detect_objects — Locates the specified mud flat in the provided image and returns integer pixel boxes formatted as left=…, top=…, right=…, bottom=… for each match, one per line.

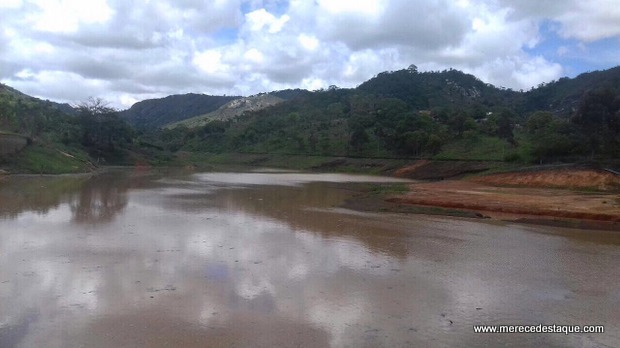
left=386, top=168, right=620, bottom=230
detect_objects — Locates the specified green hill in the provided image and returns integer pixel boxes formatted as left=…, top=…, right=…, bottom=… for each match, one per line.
left=357, top=67, right=523, bottom=111
left=3, top=65, right=620, bottom=173
left=120, top=93, right=240, bottom=129
left=523, top=66, right=620, bottom=117
left=166, top=93, right=285, bottom=129
left=156, top=65, right=620, bottom=164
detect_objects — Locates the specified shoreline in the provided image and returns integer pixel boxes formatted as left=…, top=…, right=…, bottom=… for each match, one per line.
left=4, top=156, right=620, bottom=231
left=345, top=179, right=620, bottom=231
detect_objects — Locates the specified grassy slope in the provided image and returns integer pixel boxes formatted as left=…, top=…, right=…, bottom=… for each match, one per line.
left=172, top=151, right=438, bottom=175
left=433, top=133, right=533, bottom=162
left=1, top=145, right=93, bottom=174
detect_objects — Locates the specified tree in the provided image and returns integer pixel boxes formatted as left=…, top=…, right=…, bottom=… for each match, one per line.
left=497, top=109, right=516, bottom=145
left=349, top=127, right=369, bottom=153
left=427, top=134, right=443, bottom=154
left=447, top=111, right=467, bottom=137
left=526, top=111, right=579, bottom=162
left=571, top=87, right=620, bottom=156
left=76, top=97, right=115, bottom=117
left=402, top=130, right=428, bottom=156
left=76, top=97, right=134, bottom=160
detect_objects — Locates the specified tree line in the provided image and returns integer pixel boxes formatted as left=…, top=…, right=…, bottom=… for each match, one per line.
left=2, top=67, right=620, bottom=167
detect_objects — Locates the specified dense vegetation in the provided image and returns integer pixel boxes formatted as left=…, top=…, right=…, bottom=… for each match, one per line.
left=0, top=90, right=156, bottom=172
left=2, top=65, right=620, bottom=173
left=149, top=67, right=620, bottom=164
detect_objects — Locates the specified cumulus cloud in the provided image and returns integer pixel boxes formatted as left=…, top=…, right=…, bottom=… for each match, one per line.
left=499, top=0, right=620, bottom=41
left=555, top=1, right=620, bottom=41
left=316, top=0, right=470, bottom=50
left=26, top=0, right=114, bottom=33
left=0, top=0, right=617, bottom=108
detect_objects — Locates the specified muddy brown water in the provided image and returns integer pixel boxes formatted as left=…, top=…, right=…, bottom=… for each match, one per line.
left=1, top=169, right=619, bottom=347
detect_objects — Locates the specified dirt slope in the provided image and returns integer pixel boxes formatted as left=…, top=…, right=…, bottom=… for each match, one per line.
left=472, top=169, right=620, bottom=191
left=390, top=168, right=620, bottom=223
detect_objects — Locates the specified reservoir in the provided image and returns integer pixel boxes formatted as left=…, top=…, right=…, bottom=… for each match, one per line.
left=1, top=169, right=619, bottom=347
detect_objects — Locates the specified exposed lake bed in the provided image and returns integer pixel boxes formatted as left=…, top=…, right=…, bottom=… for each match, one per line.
left=1, top=169, right=619, bottom=347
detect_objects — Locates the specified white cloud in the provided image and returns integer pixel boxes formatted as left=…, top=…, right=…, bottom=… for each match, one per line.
left=555, top=1, right=620, bottom=41
left=0, top=0, right=22, bottom=9
left=245, top=8, right=290, bottom=33
left=0, top=0, right=617, bottom=108
left=28, top=0, right=114, bottom=33
left=298, top=34, right=319, bottom=51
left=318, top=0, right=384, bottom=16
left=193, top=50, right=225, bottom=75
left=301, top=77, right=326, bottom=91
left=498, top=0, right=620, bottom=41
left=469, top=56, right=563, bottom=91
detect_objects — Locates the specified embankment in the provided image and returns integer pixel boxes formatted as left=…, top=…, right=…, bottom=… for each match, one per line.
left=388, top=167, right=620, bottom=227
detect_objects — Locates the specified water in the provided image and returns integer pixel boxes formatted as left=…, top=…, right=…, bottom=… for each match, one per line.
left=1, top=169, right=619, bottom=347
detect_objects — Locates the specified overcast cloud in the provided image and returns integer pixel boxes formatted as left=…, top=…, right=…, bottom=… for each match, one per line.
left=0, top=0, right=619, bottom=108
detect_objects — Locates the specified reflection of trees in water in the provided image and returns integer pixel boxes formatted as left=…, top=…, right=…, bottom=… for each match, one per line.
left=0, top=169, right=163, bottom=222
left=70, top=173, right=130, bottom=224
left=0, top=176, right=87, bottom=219
left=208, top=183, right=412, bottom=259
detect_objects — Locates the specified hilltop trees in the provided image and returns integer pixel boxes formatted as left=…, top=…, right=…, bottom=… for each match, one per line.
left=76, top=97, right=134, bottom=161
left=571, top=86, right=620, bottom=156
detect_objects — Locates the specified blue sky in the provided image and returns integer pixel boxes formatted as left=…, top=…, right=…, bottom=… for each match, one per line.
left=0, top=0, right=618, bottom=108
left=525, top=20, right=619, bottom=78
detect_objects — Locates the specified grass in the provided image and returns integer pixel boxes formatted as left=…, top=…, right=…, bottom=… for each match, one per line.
left=434, top=132, right=535, bottom=164
left=172, top=151, right=412, bottom=174
left=434, top=135, right=512, bottom=161
left=5, top=145, right=92, bottom=174
left=367, top=183, right=409, bottom=195
left=380, top=204, right=485, bottom=218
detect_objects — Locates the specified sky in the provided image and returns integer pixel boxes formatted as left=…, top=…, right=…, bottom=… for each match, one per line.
left=1, top=0, right=619, bottom=109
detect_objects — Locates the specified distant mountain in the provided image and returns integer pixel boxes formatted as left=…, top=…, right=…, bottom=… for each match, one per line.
left=523, top=66, right=620, bottom=117
left=166, top=93, right=286, bottom=129
left=119, top=93, right=240, bottom=129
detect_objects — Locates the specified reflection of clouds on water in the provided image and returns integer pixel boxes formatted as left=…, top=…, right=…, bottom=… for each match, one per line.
left=309, top=294, right=365, bottom=347
left=1, top=171, right=619, bottom=347
left=287, top=261, right=309, bottom=280
left=236, top=277, right=275, bottom=300
left=11, top=204, right=73, bottom=226
left=193, top=172, right=410, bottom=186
